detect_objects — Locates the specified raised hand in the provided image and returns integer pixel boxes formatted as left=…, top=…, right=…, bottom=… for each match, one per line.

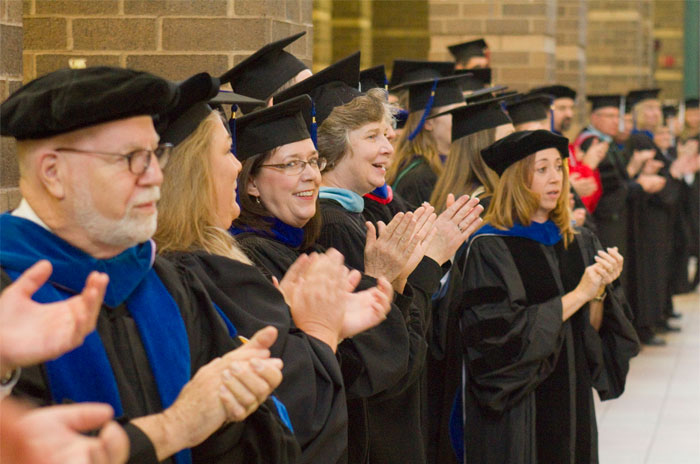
left=132, top=326, right=282, bottom=461
left=636, top=173, right=666, bottom=193
left=0, top=260, right=109, bottom=376
left=340, top=276, right=393, bottom=339
left=594, top=247, right=624, bottom=285
left=396, top=205, right=437, bottom=284
left=641, top=159, right=664, bottom=175
left=569, top=173, right=598, bottom=197
left=6, top=400, right=129, bottom=464
left=364, top=210, right=423, bottom=289
left=423, top=194, right=483, bottom=265
left=627, top=149, right=656, bottom=177
left=284, top=249, right=348, bottom=350
left=576, top=263, right=607, bottom=302
left=580, top=138, right=609, bottom=170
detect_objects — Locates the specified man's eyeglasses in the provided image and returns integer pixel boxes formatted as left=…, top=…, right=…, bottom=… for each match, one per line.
left=260, top=157, right=328, bottom=176
left=55, top=143, right=173, bottom=175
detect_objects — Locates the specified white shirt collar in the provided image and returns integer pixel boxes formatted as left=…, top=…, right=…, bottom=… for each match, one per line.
left=11, top=198, right=51, bottom=231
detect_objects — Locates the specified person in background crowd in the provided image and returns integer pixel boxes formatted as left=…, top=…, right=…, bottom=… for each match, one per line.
left=448, top=38, right=489, bottom=70
left=388, top=62, right=468, bottom=207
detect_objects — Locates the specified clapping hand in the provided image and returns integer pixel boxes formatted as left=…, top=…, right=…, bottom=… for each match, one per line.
left=0, top=260, right=108, bottom=376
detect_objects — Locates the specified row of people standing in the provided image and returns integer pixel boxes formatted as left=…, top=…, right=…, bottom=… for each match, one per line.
left=0, top=31, right=665, bottom=464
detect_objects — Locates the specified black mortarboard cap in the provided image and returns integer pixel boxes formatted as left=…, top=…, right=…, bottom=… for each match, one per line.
left=626, top=88, right=661, bottom=108
left=391, top=74, right=467, bottom=112
left=685, top=97, right=699, bottom=109
left=447, top=39, right=487, bottom=62
left=481, top=129, right=569, bottom=176
left=662, top=105, right=678, bottom=122
left=587, top=94, right=622, bottom=111
left=218, top=32, right=308, bottom=110
left=430, top=96, right=512, bottom=141
left=273, top=52, right=361, bottom=127
left=530, top=84, right=576, bottom=101
left=360, top=65, right=388, bottom=92
left=234, top=95, right=312, bottom=161
left=0, top=66, right=178, bottom=140
left=455, top=68, right=492, bottom=90
left=389, top=59, right=454, bottom=87
left=158, top=73, right=264, bottom=146
left=463, top=85, right=509, bottom=103
left=505, top=93, right=553, bottom=126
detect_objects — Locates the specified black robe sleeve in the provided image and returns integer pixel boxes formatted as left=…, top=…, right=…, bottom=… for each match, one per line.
left=460, top=237, right=565, bottom=413
left=393, top=161, right=438, bottom=209
left=4, top=261, right=300, bottom=464
left=573, top=229, right=641, bottom=400
left=167, top=251, right=346, bottom=464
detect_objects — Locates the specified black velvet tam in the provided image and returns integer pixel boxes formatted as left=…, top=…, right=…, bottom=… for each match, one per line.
left=1, top=66, right=178, bottom=140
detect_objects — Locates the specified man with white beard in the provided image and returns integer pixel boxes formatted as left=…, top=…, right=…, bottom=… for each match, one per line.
left=0, top=67, right=299, bottom=464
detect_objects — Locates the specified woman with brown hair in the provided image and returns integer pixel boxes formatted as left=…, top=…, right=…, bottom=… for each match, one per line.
left=154, top=74, right=393, bottom=464
left=267, top=55, right=482, bottom=464
left=430, top=96, right=514, bottom=214
left=454, top=130, right=639, bottom=463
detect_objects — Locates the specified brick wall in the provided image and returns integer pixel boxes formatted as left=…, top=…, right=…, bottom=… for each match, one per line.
left=312, top=0, right=429, bottom=76
left=556, top=0, right=586, bottom=133
left=586, top=0, right=655, bottom=95
left=22, top=0, right=314, bottom=82
left=653, top=0, right=684, bottom=101
left=427, top=0, right=558, bottom=92
left=1, top=0, right=23, bottom=211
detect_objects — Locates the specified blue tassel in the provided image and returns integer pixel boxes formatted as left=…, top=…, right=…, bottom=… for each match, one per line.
left=383, top=75, right=389, bottom=92
left=310, top=101, right=318, bottom=148
left=549, top=102, right=555, bottom=132
left=408, top=78, right=439, bottom=142
left=228, top=104, right=238, bottom=155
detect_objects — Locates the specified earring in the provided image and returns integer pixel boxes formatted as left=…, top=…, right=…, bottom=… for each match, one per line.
left=255, top=196, right=261, bottom=204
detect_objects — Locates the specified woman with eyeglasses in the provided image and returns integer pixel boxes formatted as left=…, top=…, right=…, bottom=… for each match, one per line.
left=231, top=89, right=432, bottom=464
left=154, top=76, right=393, bottom=464
left=455, top=130, right=639, bottom=464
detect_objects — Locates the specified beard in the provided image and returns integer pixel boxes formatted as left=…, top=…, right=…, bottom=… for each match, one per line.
left=559, top=117, right=572, bottom=132
left=70, top=184, right=160, bottom=250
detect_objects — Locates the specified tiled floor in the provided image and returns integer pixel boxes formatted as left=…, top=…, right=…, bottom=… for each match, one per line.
left=595, top=292, right=700, bottom=463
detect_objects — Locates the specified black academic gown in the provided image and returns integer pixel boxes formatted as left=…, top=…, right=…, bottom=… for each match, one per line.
left=236, top=232, right=434, bottom=464
left=623, top=133, right=682, bottom=338
left=458, top=228, right=639, bottom=464
left=4, top=258, right=299, bottom=464
left=393, top=157, right=438, bottom=209
left=164, top=251, right=347, bottom=464
left=363, top=190, right=463, bottom=464
left=318, top=198, right=442, bottom=464
left=590, top=141, right=636, bottom=258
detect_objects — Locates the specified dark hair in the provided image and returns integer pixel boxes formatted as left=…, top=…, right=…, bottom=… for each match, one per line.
left=234, top=148, right=321, bottom=249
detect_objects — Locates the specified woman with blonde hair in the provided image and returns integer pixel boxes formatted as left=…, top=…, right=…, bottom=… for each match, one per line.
left=430, top=96, right=514, bottom=214
left=386, top=74, right=468, bottom=207
left=454, top=130, right=639, bottom=463
left=154, top=74, right=393, bottom=464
